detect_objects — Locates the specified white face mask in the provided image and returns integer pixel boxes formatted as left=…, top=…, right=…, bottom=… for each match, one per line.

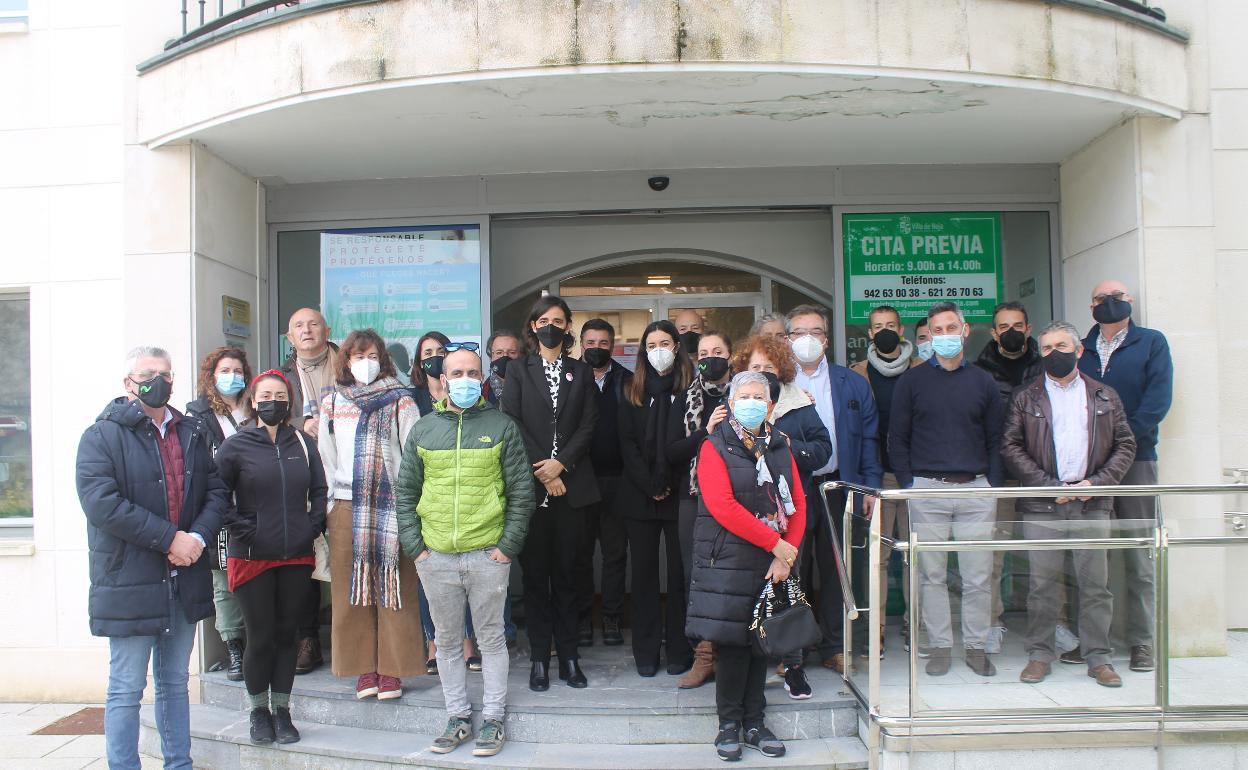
left=790, top=334, right=824, bottom=364
left=647, top=347, right=676, bottom=373
left=350, top=358, right=380, bottom=386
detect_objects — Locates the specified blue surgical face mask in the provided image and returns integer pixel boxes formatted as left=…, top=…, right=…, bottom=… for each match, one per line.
left=915, top=341, right=934, bottom=361
left=215, top=372, right=245, bottom=397
left=732, top=398, right=768, bottom=430
left=447, top=376, right=483, bottom=409
left=931, top=334, right=964, bottom=359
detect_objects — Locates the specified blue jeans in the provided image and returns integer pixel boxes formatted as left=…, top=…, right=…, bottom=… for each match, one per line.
left=106, top=615, right=197, bottom=770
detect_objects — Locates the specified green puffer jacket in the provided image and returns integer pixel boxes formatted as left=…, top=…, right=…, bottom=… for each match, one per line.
left=395, top=398, right=535, bottom=559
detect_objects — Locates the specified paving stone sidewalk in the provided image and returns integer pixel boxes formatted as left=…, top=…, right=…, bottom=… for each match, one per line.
left=0, top=702, right=161, bottom=770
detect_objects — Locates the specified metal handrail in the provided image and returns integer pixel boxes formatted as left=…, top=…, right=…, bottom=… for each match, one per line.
left=821, top=479, right=1248, bottom=767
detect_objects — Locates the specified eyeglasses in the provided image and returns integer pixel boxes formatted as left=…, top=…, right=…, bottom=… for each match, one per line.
left=786, top=329, right=827, bottom=340
left=1093, top=291, right=1126, bottom=304
left=131, top=371, right=173, bottom=382
left=444, top=342, right=480, bottom=353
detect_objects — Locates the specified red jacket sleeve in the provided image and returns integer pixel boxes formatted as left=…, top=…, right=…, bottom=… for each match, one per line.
left=698, top=441, right=809, bottom=553
left=783, top=454, right=806, bottom=548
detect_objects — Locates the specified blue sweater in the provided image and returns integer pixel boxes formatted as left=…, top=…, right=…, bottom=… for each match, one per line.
left=888, top=357, right=1006, bottom=488
left=1078, top=322, right=1172, bottom=462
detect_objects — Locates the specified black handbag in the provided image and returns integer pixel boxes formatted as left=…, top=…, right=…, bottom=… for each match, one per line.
left=749, top=576, right=822, bottom=658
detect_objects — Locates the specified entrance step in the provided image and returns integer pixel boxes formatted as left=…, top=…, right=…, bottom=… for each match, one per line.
left=142, top=703, right=868, bottom=770
left=200, top=642, right=859, bottom=744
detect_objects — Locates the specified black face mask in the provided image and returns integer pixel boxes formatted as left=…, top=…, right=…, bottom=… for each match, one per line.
left=761, top=371, right=782, bottom=403
left=535, top=324, right=567, bottom=350
left=1043, top=349, right=1078, bottom=379
left=873, top=329, right=900, bottom=355
left=998, top=328, right=1027, bottom=354
left=256, top=399, right=290, bottom=427
left=490, top=356, right=511, bottom=379
left=679, top=331, right=701, bottom=356
left=421, top=355, right=445, bottom=380
left=697, top=356, right=730, bottom=382
left=582, top=347, right=611, bottom=369
left=1092, top=296, right=1132, bottom=325
left=131, top=375, right=172, bottom=409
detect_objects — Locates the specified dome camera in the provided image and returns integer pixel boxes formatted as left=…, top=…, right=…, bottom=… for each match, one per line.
left=648, top=176, right=670, bottom=192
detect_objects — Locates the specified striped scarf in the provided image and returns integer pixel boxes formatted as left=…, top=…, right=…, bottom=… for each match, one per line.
left=341, top=377, right=406, bottom=610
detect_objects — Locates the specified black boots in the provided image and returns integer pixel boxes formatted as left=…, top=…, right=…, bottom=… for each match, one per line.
left=529, top=661, right=550, bottom=692
left=272, top=706, right=300, bottom=744
left=559, top=658, right=588, bottom=688
left=225, top=639, right=244, bottom=682
left=602, top=616, right=624, bottom=646
left=249, top=708, right=275, bottom=745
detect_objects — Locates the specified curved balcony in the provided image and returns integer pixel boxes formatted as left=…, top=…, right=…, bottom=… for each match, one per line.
left=131, top=0, right=1191, bottom=182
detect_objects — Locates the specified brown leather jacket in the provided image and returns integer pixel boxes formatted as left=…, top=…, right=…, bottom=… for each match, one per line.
left=1001, top=372, right=1137, bottom=513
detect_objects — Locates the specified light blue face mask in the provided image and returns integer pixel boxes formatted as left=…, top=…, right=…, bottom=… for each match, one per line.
left=931, top=334, right=964, bottom=359
left=215, top=372, right=246, bottom=397
left=447, top=376, right=483, bottom=409
left=915, top=341, right=934, bottom=362
left=732, top=398, right=768, bottom=430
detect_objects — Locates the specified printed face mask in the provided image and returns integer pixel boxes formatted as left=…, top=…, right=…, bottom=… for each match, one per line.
left=351, top=358, right=381, bottom=386
left=490, top=355, right=511, bottom=379
left=697, top=356, right=730, bottom=382
left=420, top=355, right=445, bottom=380
left=132, top=375, right=172, bottom=409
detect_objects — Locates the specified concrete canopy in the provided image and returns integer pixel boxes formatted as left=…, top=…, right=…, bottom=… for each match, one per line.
left=180, top=67, right=1173, bottom=184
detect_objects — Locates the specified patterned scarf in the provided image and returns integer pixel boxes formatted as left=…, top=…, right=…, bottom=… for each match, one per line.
left=340, top=376, right=407, bottom=610
left=683, top=375, right=727, bottom=496
left=729, top=418, right=795, bottom=535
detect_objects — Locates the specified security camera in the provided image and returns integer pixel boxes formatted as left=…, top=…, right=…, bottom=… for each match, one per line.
left=648, top=176, right=670, bottom=192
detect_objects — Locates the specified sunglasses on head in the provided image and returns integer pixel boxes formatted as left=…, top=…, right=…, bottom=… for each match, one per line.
left=444, top=342, right=480, bottom=353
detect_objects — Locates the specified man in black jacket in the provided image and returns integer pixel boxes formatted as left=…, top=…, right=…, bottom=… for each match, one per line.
left=76, top=346, right=227, bottom=770
left=574, top=319, right=632, bottom=647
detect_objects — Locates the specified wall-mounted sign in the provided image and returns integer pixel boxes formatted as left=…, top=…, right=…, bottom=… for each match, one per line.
left=222, top=295, right=251, bottom=339
left=843, top=212, right=1003, bottom=324
left=320, top=225, right=482, bottom=358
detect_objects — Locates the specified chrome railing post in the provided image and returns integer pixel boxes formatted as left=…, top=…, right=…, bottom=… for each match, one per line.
left=867, top=493, right=882, bottom=767
left=1156, top=525, right=1170, bottom=712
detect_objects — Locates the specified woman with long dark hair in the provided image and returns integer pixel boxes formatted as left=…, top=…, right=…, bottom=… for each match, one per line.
left=666, top=330, right=732, bottom=688
left=409, top=331, right=451, bottom=414
left=501, top=295, right=599, bottom=691
left=319, top=329, right=424, bottom=700
left=216, top=370, right=327, bottom=745
left=617, top=319, right=694, bottom=676
left=186, top=346, right=254, bottom=682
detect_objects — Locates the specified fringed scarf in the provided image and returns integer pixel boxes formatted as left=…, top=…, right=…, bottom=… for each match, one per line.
left=341, top=376, right=407, bottom=610
left=729, top=418, right=796, bottom=534
left=683, top=374, right=728, bottom=496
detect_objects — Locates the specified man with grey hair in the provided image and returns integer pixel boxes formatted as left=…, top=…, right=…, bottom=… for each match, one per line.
left=1003, top=321, right=1136, bottom=687
left=76, top=346, right=227, bottom=770
left=890, top=302, right=1004, bottom=677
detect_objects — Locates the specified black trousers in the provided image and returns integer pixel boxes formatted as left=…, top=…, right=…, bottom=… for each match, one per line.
left=625, top=517, right=693, bottom=668
left=800, top=484, right=867, bottom=657
left=297, top=577, right=320, bottom=641
left=521, top=497, right=584, bottom=664
left=715, top=643, right=768, bottom=728
left=235, top=564, right=314, bottom=698
left=575, top=476, right=629, bottom=621
left=678, top=496, right=698, bottom=590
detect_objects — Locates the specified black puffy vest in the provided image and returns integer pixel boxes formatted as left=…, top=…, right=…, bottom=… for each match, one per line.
left=685, top=421, right=797, bottom=647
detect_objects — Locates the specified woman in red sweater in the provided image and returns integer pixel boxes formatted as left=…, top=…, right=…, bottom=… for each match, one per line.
left=685, top=371, right=806, bottom=762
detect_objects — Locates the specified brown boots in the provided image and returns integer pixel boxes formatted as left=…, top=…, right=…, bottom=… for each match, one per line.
left=678, top=641, right=716, bottom=689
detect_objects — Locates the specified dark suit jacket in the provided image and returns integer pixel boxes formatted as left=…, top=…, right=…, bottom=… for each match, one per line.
left=501, top=354, right=602, bottom=509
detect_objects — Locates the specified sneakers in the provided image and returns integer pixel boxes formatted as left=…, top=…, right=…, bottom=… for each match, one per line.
left=355, top=672, right=379, bottom=700
left=985, top=626, right=1006, bottom=655
left=714, top=721, right=742, bottom=762
left=430, top=716, right=472, bottom=754
left=249, top=707, right=275, bottom=745
left=602, top=616, right=624, bottom=646
left=1130, top=645, right=1155, bottom=672
left=1055, top=623, right=1081, bottom=654
left=377, top=675, right=402, bottom=700
left=783, top=665, right=812, bottom=700
left=965, top=649, right=997, bottom=677
left=743, top=725, right=786, bottom=758
left=473, top=718, right=506, bottom=757
left=466, top=656, right=483, bottom=672
left=294, top=636, right=322, bottom=675
left=272, top=706, right=300, bottom=744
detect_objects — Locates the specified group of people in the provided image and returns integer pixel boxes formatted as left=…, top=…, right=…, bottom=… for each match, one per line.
left=76, top=276, right=1171, bottom=768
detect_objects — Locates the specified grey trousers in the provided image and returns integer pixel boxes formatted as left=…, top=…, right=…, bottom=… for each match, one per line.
left=1022, top=503, right=1113, bottom=667
left=417, top=547, right=512, bottom=721
left=1113, top=460, right=1159, bottom=647
left=212, top=569, right=245, bottom=642
left=908, top=477, right=996, bottom=650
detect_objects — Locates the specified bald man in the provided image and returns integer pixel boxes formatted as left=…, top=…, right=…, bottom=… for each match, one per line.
left=1076, top=279, right=1172, bottom=674
left=672, top=309, right=703, bottom=361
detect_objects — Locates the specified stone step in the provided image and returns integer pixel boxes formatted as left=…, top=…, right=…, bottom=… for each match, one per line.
left=201, top=642, right=859, bottom=744
left=142, top=704, right=868, bottom=770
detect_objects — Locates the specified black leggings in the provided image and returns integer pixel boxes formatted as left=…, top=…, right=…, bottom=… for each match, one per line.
left=234, top=564, right=314, bottom=698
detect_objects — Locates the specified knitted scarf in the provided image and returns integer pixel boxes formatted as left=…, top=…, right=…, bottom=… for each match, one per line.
left=729, top=418, right=795, bottom=535
left=866, top=340, right=914, bottom=378
left=341, top=376, right=407, bottom=610
left=683, top=374, right=727, bottom=496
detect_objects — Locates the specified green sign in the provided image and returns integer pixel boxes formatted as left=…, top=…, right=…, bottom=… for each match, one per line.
left=843, top=212, right=1003, bottom=324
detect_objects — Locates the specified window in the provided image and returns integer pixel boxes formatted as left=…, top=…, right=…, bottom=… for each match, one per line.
left=0, top=293, right=32, bottom=533
left=0, top=0, right=29, bottom=33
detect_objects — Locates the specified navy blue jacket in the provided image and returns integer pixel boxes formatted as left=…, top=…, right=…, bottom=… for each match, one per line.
left=76, top=398, right=227, bottom=637
left=771, top=386, right=833, bottom=528
left=1078, top=322, right=1173, bottom=462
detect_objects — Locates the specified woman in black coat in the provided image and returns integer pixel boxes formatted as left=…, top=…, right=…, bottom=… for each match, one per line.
left=500, top=295, right=599, bottom=691
left=619, top=319, right=695, bottom=677
left=216, top=370, right=327, bottom=745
